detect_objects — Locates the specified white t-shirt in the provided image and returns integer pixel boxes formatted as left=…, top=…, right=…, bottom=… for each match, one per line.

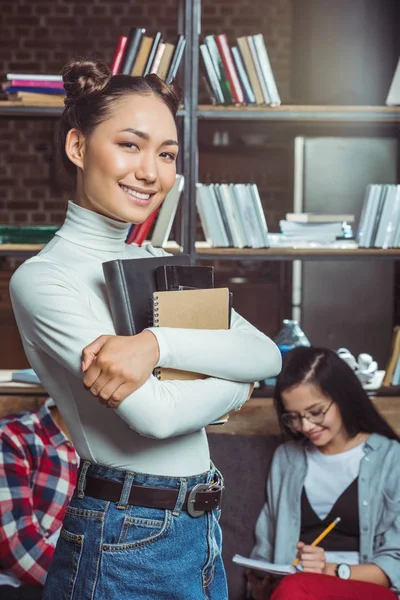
left=10, top=201, right=281, bottom=476
left=305, top=443, right=365, bottom=565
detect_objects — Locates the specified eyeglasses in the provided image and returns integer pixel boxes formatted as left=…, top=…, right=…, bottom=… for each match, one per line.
left=281, top=400, right=335, bottom=432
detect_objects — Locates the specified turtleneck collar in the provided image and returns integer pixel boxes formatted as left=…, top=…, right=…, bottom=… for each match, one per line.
left=55, top=201, right=131, bottom=252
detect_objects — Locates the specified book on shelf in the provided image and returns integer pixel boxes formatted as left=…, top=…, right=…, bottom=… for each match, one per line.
left=166, top=35, right=186, bottom=83
left=386, top=57, right=400, bottom=106
left=120, top=27, right=146, bottom=75
left=156, top=42, right=176, bottom=80
left=382, top=327, right=400, bottom=387
left=237, top=37, right=264, bottom=105
left=279, top=220, right=349, bottom=243
left=200, top=32, right=280, bottom=106
left=151, top=174, right=184, bottom=247
left=357, top=184, right=400, bottom=249
left=150, top=42, right=166, bottom=74
left=110, top=35, right=128, bottom=75
left=196, top=183, right=269, bottom=249
left=286, top=213, right=355, bottom=224
left=130, top=35, right=154, bottom=76
left=6, top=74, right=62, bottom=82
left=143, top=32, right=163, bottom=76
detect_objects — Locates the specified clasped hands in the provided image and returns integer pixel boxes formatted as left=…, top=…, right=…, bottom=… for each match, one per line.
left=81, top=331, right=160, bottom=409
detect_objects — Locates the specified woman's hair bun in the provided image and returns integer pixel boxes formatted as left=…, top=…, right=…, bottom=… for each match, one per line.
left=61, top=58, right=112, bottom=109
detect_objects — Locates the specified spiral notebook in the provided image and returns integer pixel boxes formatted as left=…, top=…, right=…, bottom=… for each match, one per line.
left=152, top=288, right=231, bottom=424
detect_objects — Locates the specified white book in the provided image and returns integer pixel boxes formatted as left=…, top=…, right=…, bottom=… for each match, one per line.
left=231, top=46, right=256, bottom=104
left=374, top=185, right=396, bottom=248
left=232, top=555, right=296, bottom=576
left=249, top=183, right=270, bottom=247
left=196, top=184, right=219, bottom=247
left=286, top=213, right=355, bottom=224
left=219, top=184, right=246, bottom=248
left=151, top=174, right=184, bottom=247
left=358, top=185, right=381, bottom=248
left=391, top=353, right=400, bottom=386
left=6, top=73, right=63, bottom=81
left=382, top=186, right=400, bottom=248
left=252, top=34, right=281, bottom=106
left=247, top=36, right=272, bottom=105
left=386, top=57, right=400, bottom=106
left=234, top=184, right=262, bottom=248
left=368, top=185, right=389, bottom=247
left=200, top=44, right=225, bottom=105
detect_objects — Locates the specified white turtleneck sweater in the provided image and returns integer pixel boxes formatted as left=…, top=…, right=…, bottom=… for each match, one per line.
left=10, top=202, right=281, bottom=476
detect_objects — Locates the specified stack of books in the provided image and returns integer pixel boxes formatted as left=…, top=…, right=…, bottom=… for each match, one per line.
left=2, top=74, right=65, bottom=106
left=200, top=32, right=280, bottom=106
left=196, top=183, right=269, bottom=248
left=267, top=213, right=357, bottom=249
left=111, top=28, right=186, bottom=82
left=357, top=184, right=400, bottom=249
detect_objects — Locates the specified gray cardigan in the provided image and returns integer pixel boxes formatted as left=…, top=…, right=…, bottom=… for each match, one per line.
left=251, top=433, right=400, bottom=595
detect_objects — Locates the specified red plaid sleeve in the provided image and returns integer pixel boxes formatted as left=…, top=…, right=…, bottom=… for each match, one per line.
left=0, top=432, right=56, bottom=586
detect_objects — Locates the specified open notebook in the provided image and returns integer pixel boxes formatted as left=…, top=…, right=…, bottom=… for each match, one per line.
left=232, top=555, right=296, bottom=576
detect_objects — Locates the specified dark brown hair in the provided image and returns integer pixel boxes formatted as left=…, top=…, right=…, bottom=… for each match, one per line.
left=56, top=58, right=182, bottom=175
left=274, top=346, right=400, bottom=442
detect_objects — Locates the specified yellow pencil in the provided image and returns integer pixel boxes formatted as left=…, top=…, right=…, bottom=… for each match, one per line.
left=292, top=517, right=341, bottom=567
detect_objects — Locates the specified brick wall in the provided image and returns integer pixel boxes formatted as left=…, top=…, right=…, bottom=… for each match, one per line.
left=0, top=0, right=293, bottom=367
left=0, top=0, right=293, bottom=227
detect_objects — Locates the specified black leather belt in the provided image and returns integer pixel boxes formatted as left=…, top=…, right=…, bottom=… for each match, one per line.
left=83, top=474, right=224, bottom=518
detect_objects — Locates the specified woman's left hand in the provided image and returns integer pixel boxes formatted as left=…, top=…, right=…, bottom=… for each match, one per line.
left=297, top=542, right=326, bottom=574
left=81, top=330, right=160, bottom=408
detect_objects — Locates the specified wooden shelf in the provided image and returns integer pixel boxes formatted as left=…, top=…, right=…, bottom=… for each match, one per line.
left=206, top=395, right=400, bottom=436
left=0, top=241, right=183, bottom=258
left=1, top=101, right=398, bottom=123
left=197, top=104, right=400, bottom=123
left=0, top=101, right=187, bottom=118
left=195, top=245, right=400, bottom=261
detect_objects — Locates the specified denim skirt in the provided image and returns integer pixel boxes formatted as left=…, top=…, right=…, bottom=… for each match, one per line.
left=43, top=461, right=227, bottom=600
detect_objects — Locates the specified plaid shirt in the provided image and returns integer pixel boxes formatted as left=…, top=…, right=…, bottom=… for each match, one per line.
left=0, top=402, right=78, bottom=586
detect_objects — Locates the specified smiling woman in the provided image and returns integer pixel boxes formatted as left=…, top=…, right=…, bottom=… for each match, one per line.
left=9, top=57, right=282, bottom=600
left=248, top=347, right=400, bottom=600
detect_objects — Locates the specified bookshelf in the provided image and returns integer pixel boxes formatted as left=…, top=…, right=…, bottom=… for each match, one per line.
left=1, top=0, right=400, bottom=383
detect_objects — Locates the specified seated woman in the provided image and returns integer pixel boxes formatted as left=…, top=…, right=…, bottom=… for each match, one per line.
left=248, top=346, right=400, bottom=600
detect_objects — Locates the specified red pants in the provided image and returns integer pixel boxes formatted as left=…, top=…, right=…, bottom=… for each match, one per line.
left=270, top=573, right=398, bottom=600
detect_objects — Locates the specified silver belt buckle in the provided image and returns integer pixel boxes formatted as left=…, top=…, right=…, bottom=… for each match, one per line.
left=187, top=481, right=224, bottom=518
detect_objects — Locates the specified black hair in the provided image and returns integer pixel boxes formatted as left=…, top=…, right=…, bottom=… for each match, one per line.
left=274, top=346, right=399, bottom=442
left=56, top=57, right=182, bottom=175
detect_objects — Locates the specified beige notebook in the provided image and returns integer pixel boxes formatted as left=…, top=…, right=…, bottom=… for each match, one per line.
left=153, top=287, right=230, bottom=380
left=152, top=287, right=231, bottom=423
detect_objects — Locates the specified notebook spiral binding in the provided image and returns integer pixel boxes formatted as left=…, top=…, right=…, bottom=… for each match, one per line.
left=152, top=294, right=162, bottom=379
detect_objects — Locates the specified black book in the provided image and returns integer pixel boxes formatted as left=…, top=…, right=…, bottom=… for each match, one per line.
left=156, top=265, right=214, bottom=291
left=166, top=35, right=186, bottom=83
left=103, top=254, right=191, bottom=335
left=120, top=27, right=145, bottom=75
left=143, top=32, right=162, bottom=76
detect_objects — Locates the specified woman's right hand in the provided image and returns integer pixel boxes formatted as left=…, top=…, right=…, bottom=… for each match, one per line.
left=246, top=569, right=273, bottom=600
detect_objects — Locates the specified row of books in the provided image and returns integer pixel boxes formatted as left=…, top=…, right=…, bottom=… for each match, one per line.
left=196, top=183, right=269, bottom=248
left=383, top=326, right=400, bottom=387
left=2, top=27, right=185, bottom=106
left=200, top=33, right=280, bottom=106
left=357, top=184, right=400, bottom=249
left=110, top=27, right=186, bottom=82
left=2, top=73, right=65, bottom=105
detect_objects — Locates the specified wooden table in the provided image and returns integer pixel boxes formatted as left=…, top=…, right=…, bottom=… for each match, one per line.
left=206, top=396, right=400, bottom=436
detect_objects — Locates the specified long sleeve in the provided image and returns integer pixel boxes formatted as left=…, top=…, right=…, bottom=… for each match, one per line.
left=11, top=262, right=250, bottom=439
left=0, top=436, right=54, bottom=586
left=147, top=310, right=281, bottom=383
